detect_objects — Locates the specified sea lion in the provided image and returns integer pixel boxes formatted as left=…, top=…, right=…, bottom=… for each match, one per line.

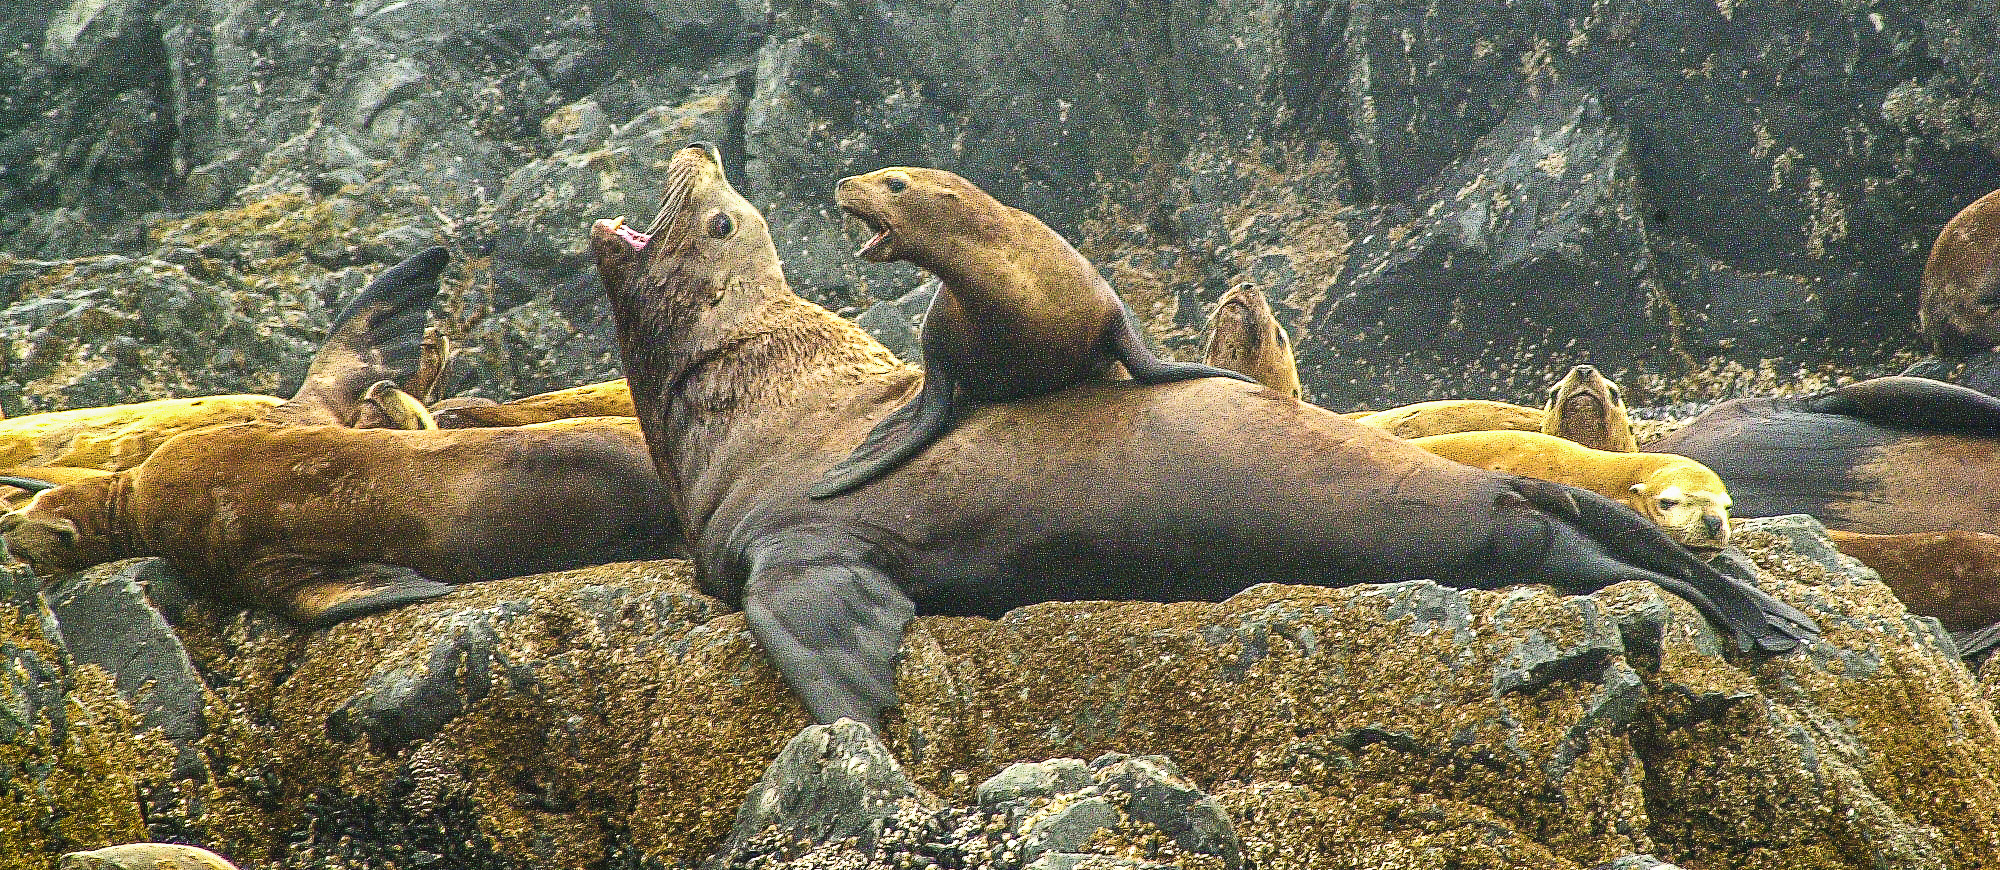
left=1202, top=283, right=1301, bottom=400
left=0, top=247, right=448, bottom=471
left=1542, top=364, right=1637, bottom=452
left=1409, top=431, right=1733, bottom=549
left=1823, top=528, right=2000, bottom=633
left=2, top=468, right=107, bottom=509
left=1645, top=376, right=2000, bottom=534
left=1919, top=188, right=2000, bottom=358
left=433, top=380, right=634, bottom=428
left=0, top=417, right=675, bottom=625
left=807, top=165, right=1253, bottom=498
left=357, top=380, right=438, bottom=430
left=589, top=143, right=1814, bottom=727
left=1350, top=400, right=1546, bottom=439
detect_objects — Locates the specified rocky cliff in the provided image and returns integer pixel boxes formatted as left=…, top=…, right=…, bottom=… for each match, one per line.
left=7, top=0, right=2000, bottom=412
left=7, top=517, right=2000, bottom=869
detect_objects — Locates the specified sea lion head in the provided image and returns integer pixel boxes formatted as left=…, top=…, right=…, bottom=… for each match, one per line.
left=1544, top=364, right=1636, bottom=452
left=1629, top=460, right=1733, bottom=550
left=835, top=167, right=1000, bottom=266
left=592, top=143, right=784, bottom=315
left=1203, top=283, right=1302, bottom=399
left=0, top=476, right=124, bottom=576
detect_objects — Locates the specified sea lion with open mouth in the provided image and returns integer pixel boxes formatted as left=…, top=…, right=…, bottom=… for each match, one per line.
left=805, top=165, right=1253, bottom=498
left=588, top=143, right=1817, bottom=728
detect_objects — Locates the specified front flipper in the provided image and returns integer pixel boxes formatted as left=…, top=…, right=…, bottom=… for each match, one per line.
left=264, top=560, right=455, bottom=626
left=808, top=375, right=959, bottom=499
left=1108, top=304, right=1257, bottom=386
left=741, top=553, right=916, bottom=726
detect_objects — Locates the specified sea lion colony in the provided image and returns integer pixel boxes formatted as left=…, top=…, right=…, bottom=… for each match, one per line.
left=14, top=144, right=2000, bottom=721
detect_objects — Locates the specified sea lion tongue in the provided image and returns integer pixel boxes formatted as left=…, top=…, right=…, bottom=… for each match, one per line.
left=600, top=217, right=651, bottom=251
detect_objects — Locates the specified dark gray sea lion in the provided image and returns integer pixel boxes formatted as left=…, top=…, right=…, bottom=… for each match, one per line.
left=590, top=144, right=1816, bottom=727
left=0, top=417, right=674, bottom=625
left=1202, top=283, right=1301, bottom=400
left=1645, top=376, right=2000, bottom=534
left=1919, top=188, right=2000, bottom=359
left=806, top=165, right=1253, bottom=498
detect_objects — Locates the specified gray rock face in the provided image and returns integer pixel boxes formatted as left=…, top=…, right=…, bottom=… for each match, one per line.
left=6, top=0, right=2000, bottom=411
left=43, top=560, right=209, bottom=781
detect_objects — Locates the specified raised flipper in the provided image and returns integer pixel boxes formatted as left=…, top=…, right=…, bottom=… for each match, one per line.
left=1108, top=304, right=1258, bottom=386
left=1800, top=375, right=2000, bottom=433
left=740, top=549, right=916, bottom=726
left=807, top=374, right=959, bottom=499
left=1504, top=477, right=1818, bottom=652
left=402, top=325, right=453, bottom=404
left=357, top=380, right=438, bottom=430
left=269, top=560, right=456, bottom=626
left=266, top=247, right=449, bottom=427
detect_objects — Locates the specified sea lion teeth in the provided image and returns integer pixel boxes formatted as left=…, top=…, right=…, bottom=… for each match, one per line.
left=597, top=217, right=651, bottom=251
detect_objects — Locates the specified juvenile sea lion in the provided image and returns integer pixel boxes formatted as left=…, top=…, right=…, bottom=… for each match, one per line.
left=0, top=247, right=448, bottom=471
left=1202, top=283, right=1300, bottom=400
left=807, top=165, right=1253, bottom=498
left=0, top=417, right=674, bottom=625
left=590, top=144, right=1815, bottom=727
left=1646, top=376, right=2000, bottom=533
left=1410, top=431, right=1733, bottom=549
left=433, top=380, right=634, bottom=428
left=1919, top=188, right=2000, bottom=358
left=1350, top=400, right=1546, bottom=439
left=1542, top=364, right=1637, bottom=452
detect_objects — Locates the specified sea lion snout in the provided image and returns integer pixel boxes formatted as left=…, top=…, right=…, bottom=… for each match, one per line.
left=0, top=510, right=82, bottom=573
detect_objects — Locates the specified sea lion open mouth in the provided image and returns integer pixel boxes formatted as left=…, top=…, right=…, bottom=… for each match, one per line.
left=843, top=205, right=894, bottom=261
left=599, top=217, right=652, bottom=252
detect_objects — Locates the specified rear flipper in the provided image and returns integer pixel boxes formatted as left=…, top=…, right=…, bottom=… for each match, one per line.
left=808, top=375, right=959, bottom=499
left=1501, top=478, right=1819, bottom=652
left=266, top=560, right=456, bottom=626
left=267, top=247, right=449, bottom=426
left=741, top=548, right=917, bottom=726
left=356, top=380, right=439, bottom=430
left=1108, top=304, right=1258, bottom=386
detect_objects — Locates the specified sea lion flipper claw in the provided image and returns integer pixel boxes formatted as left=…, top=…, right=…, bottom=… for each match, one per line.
left=275, top=561, right=455, bottom=626
left=808, top=376, right=958, bottom=499
left=742, top=555, right=916, bottom=726
left=1110, top=304, right=1257, bottom=386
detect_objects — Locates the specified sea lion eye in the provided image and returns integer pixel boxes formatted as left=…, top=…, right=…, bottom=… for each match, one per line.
left=1657, top=496, right=1681, bottom=509
left=885, top=176, right=907, bottom=193
left=708, top=212, right=734, bottom=238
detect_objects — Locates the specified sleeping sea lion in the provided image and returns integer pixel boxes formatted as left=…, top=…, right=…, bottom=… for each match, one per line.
left=1202, top=283, right=1301, bottom=400
left=807, top=165, right=1253, bottom=498
left=1645, top=376, right=2000, bottom=534
left=1410, top=431, right=1733, bottom=549
left=433, top=380, right=634, bottom=428
left=589, top=143, right=1815, bottom=727
left=1542, top=364, right=1637, bottom=452
left=1918, top=188, right=2000, bottom=358
left=1350, top=400, right=1546, bottom=439
left=0, top=417, right=675, bottom=625
left=0, top=247, right=449, bottom=471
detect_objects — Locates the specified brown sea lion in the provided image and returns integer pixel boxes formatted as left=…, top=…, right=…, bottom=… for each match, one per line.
left=588, top=143, right=1814, bottom=727
left=806, top=165, right=1253, bottom=498
left=1646, top=376, right=2000, bottom=534
left=0, top=417, right=675, bottom=625
left=1350, top=400, right=1546, bottom=439
left=1410, top=431, right=1733, bottom=549
left=433, top=380, right=634, bottom=428
left=1919, top=188, right=2000, bottom=358
left=1202, top=283, right=1301, bottom=400
left=0, top=247, right=448, bottom=471
left=1542, top=364, right=1637, bottom=452
left=1823, top=528, right=2000, bottom=633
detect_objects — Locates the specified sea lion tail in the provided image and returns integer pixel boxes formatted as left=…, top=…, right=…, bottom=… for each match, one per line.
left=268, top=247, right=450, bottom=426
left=0, top=476, right=57, bottom=493
left=1109, top=304, right=1259, bottom=386
left=1508, top=477, right=1819, bottom=653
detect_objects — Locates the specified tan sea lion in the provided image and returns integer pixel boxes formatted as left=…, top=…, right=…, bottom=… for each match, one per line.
left=1823, top=528, right=2000, bottom=633
left=58, top=843, right=241, bottom=870
left=1202, top=283, right=1301, bottom=400
left=1918, top=188, right=2000, bottom=358
left=433, top=379, right=634, bottom=428
left=1646, top=376, right=2000, bottom=534
left=1410, top=431, right=1734, bottom=550
left=1542, top=364, right=1637, bottom=452
left=0, top=416, right=675, bottom=625
left=0, top=247, right=449, bottom=471
left=357, top=380, right=438, bottom=430
left=1350, top=400, right=1546, bottom=439
left=806, top=165, right=1252, bottom=498
left=1, top=468, right=111, bottom=510
left=587, top=143, right=1813, bottom=726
